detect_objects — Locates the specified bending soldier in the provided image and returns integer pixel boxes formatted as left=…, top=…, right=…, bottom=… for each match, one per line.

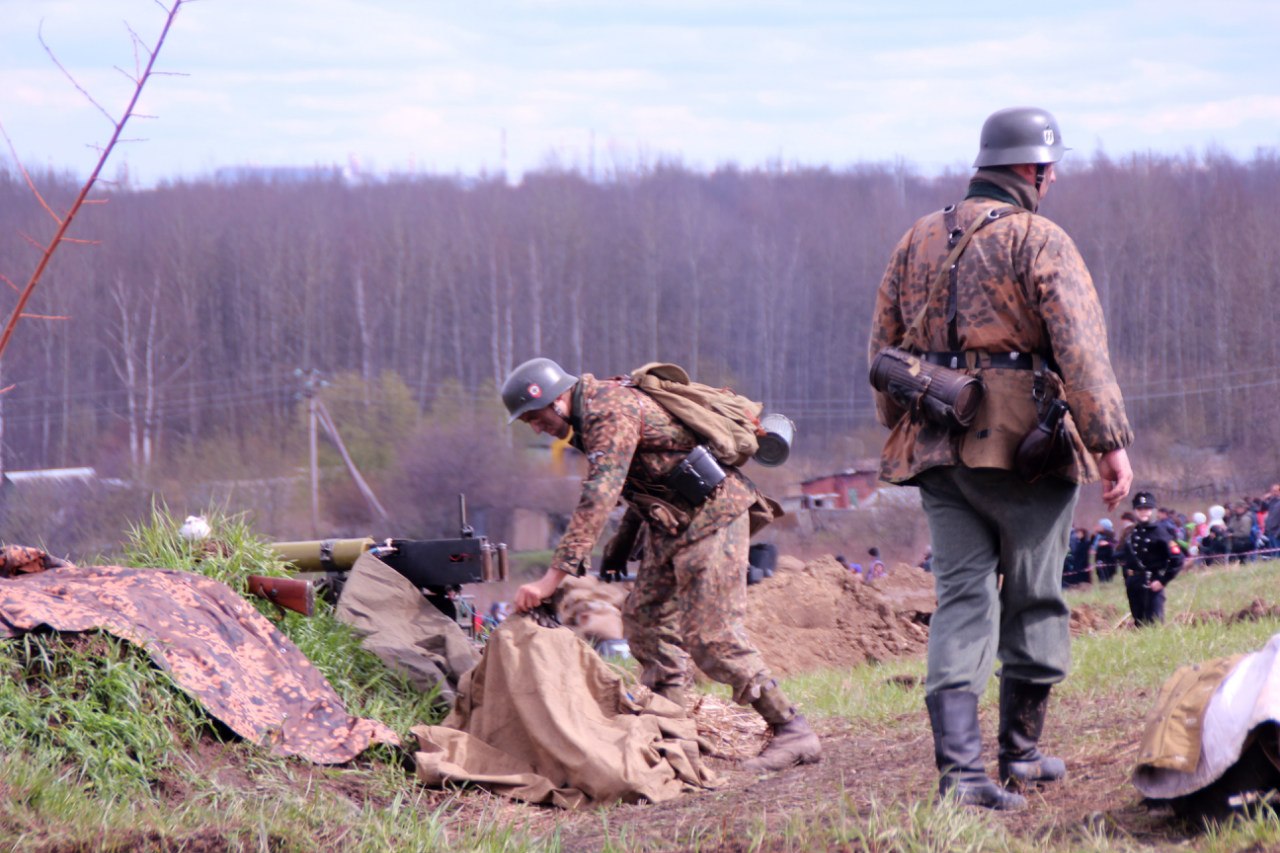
left=501, top=357, right=821, bottom=773
left=868, top=107, right=1133, bottom=810
left=1118, top=491, right=1184, bottom=626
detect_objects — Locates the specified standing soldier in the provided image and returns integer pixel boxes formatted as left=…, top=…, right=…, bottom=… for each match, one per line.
left=501, top=357, right=821, bottom=773
left=868, top=107, right=1133, bottom=810
left=1118, top=491, right=1184, bottom=626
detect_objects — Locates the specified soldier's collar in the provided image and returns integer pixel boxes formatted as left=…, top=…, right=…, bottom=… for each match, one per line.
left=966, top=167, right=1039, bottom=212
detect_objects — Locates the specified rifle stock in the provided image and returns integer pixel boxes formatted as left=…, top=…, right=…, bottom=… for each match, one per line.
left=246, top=575, right=315, bottom=617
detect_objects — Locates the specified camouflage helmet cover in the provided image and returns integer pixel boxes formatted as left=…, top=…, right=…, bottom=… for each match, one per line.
left=501, top=357, right=578, bottom=423
left=973, top=106, right=1068, bottom=168
left=1132, top=490, right=1157, bottom=510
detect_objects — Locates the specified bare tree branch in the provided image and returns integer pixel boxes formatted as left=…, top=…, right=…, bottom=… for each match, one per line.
left=0, top=1, right=188, bottom=367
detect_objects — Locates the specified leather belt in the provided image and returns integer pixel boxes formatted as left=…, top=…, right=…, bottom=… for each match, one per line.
left=922, top=351, right=1050, bottom=371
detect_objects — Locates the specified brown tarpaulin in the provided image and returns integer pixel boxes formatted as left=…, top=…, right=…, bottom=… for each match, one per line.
left=0, top=564, right=399, bottom=764
left=335, top=552, right=479, bottom=704
left=411, top=615, right=715, bottom=809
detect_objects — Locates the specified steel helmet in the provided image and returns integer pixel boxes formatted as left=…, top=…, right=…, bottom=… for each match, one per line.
left=973, top=107, right=1068, bottom=168
left=501, top=357, right=578, bottom=423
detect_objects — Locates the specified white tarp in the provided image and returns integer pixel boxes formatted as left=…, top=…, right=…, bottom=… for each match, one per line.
left=1134, top=632, right=1280, bottom=799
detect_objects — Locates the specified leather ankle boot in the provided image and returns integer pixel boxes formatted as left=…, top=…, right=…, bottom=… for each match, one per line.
left=926, top=690, right=1026, bottom=811
left=740, top=682, right=822, bottom=773
left=997, top=678, right=1066, bottom=789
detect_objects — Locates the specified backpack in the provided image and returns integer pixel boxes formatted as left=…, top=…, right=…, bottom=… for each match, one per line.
left=627, top=363, right=763, bottom=467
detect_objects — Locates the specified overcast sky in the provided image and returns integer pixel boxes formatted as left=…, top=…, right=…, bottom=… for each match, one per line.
left=3, top=0, right=1279, bottom=187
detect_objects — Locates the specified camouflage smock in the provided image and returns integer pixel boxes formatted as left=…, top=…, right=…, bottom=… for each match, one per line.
left=550, top=373, right=758, bottom=577
left=868, top=195, right=1133, bottom=485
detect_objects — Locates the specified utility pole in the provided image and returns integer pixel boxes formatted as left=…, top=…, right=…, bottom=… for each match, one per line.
left=297, top=368, right=326, bottom=536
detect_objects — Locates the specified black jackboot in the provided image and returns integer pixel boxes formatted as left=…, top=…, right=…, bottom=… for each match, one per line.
left=925, top=690, right=1026, bottom=811
left=997, top=678, right=1066, bottom=789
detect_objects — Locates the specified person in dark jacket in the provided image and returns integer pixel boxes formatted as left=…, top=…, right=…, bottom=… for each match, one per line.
left=1092, top=519, right=1118, bottom=582
left=1063, top=527, right=1093, bottom=587
left=1118, top=491, right=1184, bottom=626
left=1226, top=501, right=1257, bottom=563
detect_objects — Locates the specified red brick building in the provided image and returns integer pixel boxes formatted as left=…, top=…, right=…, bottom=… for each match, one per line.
left=800, top=468, right=880, bottom=509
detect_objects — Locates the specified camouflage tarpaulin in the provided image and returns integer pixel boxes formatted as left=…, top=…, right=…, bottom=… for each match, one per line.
left=0, top=563, right=399, bottom=763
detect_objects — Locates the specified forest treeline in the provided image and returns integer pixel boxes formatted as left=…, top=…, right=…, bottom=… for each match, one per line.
left=1, top=151, right=1278, bottom=494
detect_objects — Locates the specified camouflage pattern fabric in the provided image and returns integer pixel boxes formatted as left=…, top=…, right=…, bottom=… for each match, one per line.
left=869, top=195, right=1133, bottom=485
left=554, top=373, right=758, bottom=577
left=0, top=545, right=68, bottom=577
left=0, top=563, right=399, bottom=763
left=558, top=374, right=776, bottom=707
left=624, top=513, right=772, bottom=705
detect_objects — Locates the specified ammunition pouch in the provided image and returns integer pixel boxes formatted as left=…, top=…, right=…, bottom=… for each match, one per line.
left=869, top=346, right=984, bottom=432
left=628, top=493, right=691, bottom=538
left=666, top=445, right=727, bottom=505
left=1014, top=398, right=1074, bottom=483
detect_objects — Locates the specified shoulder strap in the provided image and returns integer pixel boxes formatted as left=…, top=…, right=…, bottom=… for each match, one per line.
left=902, top=204, right=1026, bottom=352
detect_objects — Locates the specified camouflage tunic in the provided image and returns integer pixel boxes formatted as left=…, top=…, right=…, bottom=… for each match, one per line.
left=554, top=374, right=775, bottom=705
left=868, top=196, right=1133, bottom=484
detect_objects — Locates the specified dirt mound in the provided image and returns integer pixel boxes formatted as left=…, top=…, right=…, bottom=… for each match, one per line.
left=744, top=555, right=935, bottom=676
left=1069, top=602, right=1122, bottom=635
left=1184, top=598, right=1280, bottom=627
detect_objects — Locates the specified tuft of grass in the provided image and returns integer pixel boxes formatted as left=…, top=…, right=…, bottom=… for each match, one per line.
left=0, top=631, right=214, bottom=796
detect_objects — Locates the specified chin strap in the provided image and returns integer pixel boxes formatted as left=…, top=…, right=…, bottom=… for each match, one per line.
left=1035, top=164, right=1047, bottom=193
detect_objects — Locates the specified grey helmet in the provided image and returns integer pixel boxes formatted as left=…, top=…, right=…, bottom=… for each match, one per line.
left=973, top=107, right=1068, bottom=168
left=501, top=357, right=578, bottom=423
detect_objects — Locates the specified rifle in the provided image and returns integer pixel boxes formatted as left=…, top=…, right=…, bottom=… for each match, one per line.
left=248, top=494, right=509, bottom=615
left=246, top=574, right=316, bottom=617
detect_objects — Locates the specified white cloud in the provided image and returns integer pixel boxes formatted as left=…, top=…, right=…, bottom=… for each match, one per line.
left=3, top=0, right=1279, bottom=184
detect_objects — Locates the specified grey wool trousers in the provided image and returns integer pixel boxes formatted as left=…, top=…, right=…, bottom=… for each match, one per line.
left=916, top=466, right=1080, bottom=696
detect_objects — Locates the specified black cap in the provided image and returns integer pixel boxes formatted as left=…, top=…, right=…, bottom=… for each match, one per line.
left=1133, top=491, right=1156, bottom=510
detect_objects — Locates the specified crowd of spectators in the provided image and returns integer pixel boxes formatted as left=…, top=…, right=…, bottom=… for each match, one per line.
left=1062, top=482, right=1280, bottom=587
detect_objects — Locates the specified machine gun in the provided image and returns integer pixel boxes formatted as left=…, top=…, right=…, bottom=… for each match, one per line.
left=248, top=494, right=509, bottom=616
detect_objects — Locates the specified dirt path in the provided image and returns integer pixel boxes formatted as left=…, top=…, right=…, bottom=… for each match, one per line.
left=487, top=688, right=1192, bottom=852
left=435, top=559, right=1205, bottom=851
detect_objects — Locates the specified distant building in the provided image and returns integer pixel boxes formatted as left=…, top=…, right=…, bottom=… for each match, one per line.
left=800, top=467, right=880, bottom=509
left=2, top=467, right=97, bottom=486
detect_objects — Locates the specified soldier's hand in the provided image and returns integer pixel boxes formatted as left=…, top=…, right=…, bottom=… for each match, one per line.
left=1149, top=580, right=1164, bottom=593
left=514, top=567, right=566, bottom=613
left=1098, top=448, right=1133, bottom=511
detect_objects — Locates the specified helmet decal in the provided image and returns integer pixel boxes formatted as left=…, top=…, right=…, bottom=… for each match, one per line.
left=527, top=383, right=542, bottom=399
left=1043, top=128, right=1055, bottom=145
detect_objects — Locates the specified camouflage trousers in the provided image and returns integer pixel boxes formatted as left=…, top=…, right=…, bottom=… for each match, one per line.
left=622, top=512, right=774, bottom=706
left=917, top=466, right=1079, bottom=696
